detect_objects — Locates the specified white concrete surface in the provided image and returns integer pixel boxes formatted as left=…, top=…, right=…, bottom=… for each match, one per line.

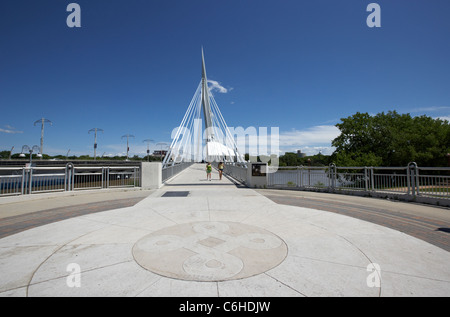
left=141, top=162, right=162, bottom=189
left=0, top=164, right=449, bottom=297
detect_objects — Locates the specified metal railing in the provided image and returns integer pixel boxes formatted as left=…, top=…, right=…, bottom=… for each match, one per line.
left=0, top=164, right=141, bottom=196
left=0, top=166, right=67, bottom=195
left=71, top=166, right=140, bottom=190
left=267, top=163, right=450, bottom=200
left=107, top=166, right=140, bottom=188
left=28, top=166, right=67, bottom=194
left=162, top=162, right=194, bottom=182
left=268, top=166, right=331, bottom=188
left=222, top=163, right=248, bottom=183
left=416, top=167, right=450, bottom=199
left=0, top=167, right=27, bottom=196
left=72, top=166, right=104, bottom=190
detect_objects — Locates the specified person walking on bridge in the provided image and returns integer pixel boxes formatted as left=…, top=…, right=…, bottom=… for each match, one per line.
left=218, top=162, right=224, bottom=180
left=206, top=162, right=212, bottom=181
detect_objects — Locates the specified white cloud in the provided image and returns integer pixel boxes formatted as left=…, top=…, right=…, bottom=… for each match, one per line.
left=279, top=125, right=340, bottom=147
left=434, top=115, right=450, bottom=122
left=243, top=125, right=340, bottom=156
left=208, top=80, right=229, bottom=93
left=0, top=125, right=23, bottom=134
left=411, top=106, right=450, bottom=113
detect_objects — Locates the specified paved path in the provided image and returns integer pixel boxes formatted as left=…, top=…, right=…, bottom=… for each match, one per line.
left=0, top=164, right=449, bottom=297
left=0, top=190, right=153, bottom=239
left=257, top=189, right=450, bottom=252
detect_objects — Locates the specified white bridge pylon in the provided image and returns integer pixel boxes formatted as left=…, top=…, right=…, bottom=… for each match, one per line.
left=163, top=49, right=245, bottom=167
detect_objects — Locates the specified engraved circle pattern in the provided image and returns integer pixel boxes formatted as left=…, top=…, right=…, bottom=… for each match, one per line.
left=132, top=221, right=288, bottom=281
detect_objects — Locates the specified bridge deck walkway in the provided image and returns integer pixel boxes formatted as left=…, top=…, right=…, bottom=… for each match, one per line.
left=0, top=164, right=448, bottom=297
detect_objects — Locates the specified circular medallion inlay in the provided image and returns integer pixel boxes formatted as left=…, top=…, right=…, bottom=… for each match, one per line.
left=132, top=221, right=288, bottom=281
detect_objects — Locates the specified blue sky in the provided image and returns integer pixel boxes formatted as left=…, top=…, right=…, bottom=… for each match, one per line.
left=1, top=0, right=449, bottom=157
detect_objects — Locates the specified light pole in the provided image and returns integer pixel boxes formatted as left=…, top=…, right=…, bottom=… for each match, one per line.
left=34, top=118, right=52, bottom=159
left=19, top=145, right=41, bottom=166
left=19, top=145, right=40, bottom=194
left=121, top=134, right=135, bottom=160
left=143, top=139, right=154, bottom=162
left=89, top=128, right=104, bottom=160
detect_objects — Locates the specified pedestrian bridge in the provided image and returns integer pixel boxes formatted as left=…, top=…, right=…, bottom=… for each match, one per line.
left=0, top=163, right=449, bottom=296
left=2, top=161, right=449, bottom=208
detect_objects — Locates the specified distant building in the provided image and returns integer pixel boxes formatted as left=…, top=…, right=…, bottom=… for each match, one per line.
left=296, top=150, right=307, bottom=158
left=153, top=150, right=168, bottom=157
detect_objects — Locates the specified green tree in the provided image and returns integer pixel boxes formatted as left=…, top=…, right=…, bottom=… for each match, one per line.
left=331, top=111, right=450, bottom=167
left=279, top=152, right=301, bottom=167
left=0, top=151, right=9, bottom=160
left=278, top=152, right=332, bottom=167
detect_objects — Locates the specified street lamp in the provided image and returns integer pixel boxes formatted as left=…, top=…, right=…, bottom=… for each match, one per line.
left=121, top=134, right=135, bottom=160
left=143, top=139, right=154, bottom=162
left=34, top=118, right=52, bottom=159
left=19, top=145, right=41, bottom=166
left=88, top=128, right=104, bottom=160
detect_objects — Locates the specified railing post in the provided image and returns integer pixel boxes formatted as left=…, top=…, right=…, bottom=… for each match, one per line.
left=326, top=165, right=330, bottom=188
left=308, top=166, right=311, bottom=187
left=21, top=168, right=25, bottom=195
left=408, top=162, right=418, bottom=197
left=28, top=167, right=33, bottom=194
left=364, top=167, right=368, bottom=192
left=65, top=163, right=73, bottom=191
left=415, top=165, right=420, bottom=195
left=64, top=166, right=67, bottom=192
left=407, top=165, right=411, bottom=195
left=101, top=167, right=105, bottom=189
left=329, top=164, right=336, bottom=190
left=300, top=166, right=303, bottom=188
left=72, top=166, right=75, bottom=191
left=106, top=167, right=109, bottom=188
left=370, top=167, right=374, bottom=191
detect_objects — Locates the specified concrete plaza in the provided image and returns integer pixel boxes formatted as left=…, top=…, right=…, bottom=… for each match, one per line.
left=0, top=164, right=449, bottom=297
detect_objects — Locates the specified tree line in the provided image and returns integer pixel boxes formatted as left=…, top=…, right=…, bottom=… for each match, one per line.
left=278, top=111, right=450, bottom=167
left=0, top=152, right=163, bottom=162
left=2, top=111, right=449, bottom=167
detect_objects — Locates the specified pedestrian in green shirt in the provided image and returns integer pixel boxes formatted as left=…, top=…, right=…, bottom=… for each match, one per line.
left=206, top=162, right=212, bottom=181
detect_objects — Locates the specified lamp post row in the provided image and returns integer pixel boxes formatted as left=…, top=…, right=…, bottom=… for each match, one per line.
left=12, top=119, right=160, bottom=160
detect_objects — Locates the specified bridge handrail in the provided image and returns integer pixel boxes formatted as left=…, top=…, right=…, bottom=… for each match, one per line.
left=0, top=164, right=142, bottom=196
